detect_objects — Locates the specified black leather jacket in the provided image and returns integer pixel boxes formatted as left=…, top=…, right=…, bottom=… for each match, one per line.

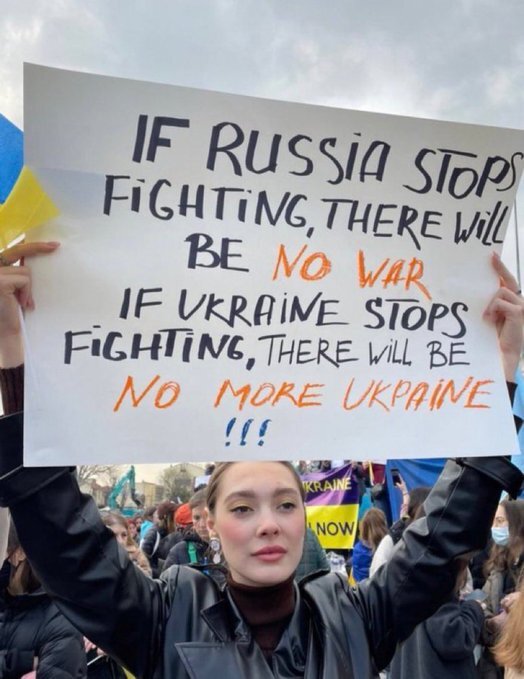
left=0, top=411, right=522, bottom=679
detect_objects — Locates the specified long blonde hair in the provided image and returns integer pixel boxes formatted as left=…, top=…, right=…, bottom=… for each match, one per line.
left=493, top=577, right=524, bottom=672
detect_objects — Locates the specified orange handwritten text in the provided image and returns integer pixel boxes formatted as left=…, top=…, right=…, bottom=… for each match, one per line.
left=272, top=244, right=331, bottom=281
left=113, top=375, right=181, bottom=411
left=357, top=249, right=431, bottom=300
left=342, top=376, right=493, bottom=412
left=214, top=379, right=324, bottom=410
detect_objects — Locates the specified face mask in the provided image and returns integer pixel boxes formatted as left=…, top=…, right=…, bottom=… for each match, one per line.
left=491, top=526, right=510, bottom=546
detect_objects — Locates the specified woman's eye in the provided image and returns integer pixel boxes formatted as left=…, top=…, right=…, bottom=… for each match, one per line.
left=231, top=505, right=251, bottom=514
left=279, top=502, right=296, bottom=511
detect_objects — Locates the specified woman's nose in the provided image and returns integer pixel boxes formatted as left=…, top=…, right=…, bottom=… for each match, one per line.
left=256, top=512, right=280, bottom=536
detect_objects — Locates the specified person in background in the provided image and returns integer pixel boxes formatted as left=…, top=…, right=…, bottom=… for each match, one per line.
left=493, top=577, right=524, bottom=679
left=370, top=485, right=431, bottom=577
left=163, top=492, right=209, bottom=570
left=351, top=462, right=369, bottom=502
left=351, top=508, right=388, bottom=582
left=0, top=523, right=87, bottom=678
left=295, top=460, right=308, bottom=475
left=295, top=527, right=330, bottom=581
left=152, top=502, right=191, bottom=571
left=101, top=512, right=151, bottom=577
left=174, top=503, right=192, bottom=533
left=389, top=558, right=484, bottom=679
left=138, top=506, right=156, bottom=542
left=483, top=500, right=524, bottom=617
left=162, top=492, right=224, bottom=586
left=141, top=500, right=178, bottom=577
left=126, top=518, right=139, bottom=545
left=479, top=499, right=524, bottom=678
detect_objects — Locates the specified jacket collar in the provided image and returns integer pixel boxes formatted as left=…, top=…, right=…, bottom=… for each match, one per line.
left=201, top=586, right=257, bottom=642
left=200, top=582, right=309, bottom=671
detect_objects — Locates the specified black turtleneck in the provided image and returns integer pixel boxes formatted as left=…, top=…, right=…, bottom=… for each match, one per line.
left=227, top=573, right=295, bottom=659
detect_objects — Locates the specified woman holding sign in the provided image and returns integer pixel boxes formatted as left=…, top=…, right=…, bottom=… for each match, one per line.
left=0, top=242, right=522, bottom=679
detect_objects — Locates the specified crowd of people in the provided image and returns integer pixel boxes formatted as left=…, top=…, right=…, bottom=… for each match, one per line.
left=0, top=243, right=524, bottom=678
left=2, top=454, right=524, bottom=678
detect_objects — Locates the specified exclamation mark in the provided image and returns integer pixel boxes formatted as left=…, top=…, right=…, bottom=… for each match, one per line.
left=258, top=420, right=271, bottom=446
left=225, top=417, right=236, bottom=446
left=240, top=419, right=254, bottom=446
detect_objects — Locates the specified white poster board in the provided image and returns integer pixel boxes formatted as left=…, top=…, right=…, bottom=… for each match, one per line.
left=23, top=63, right=524, bottom=465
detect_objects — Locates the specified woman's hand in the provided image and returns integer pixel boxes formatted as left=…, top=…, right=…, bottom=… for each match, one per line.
left=0, top=241, right=59, bottom=367
left=501, top=590, right=520, bottom=612
left=484, top=253, right=524, bottom=381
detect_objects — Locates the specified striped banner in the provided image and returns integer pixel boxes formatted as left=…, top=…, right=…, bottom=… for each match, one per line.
left=302, top=464, right=359, bottom=550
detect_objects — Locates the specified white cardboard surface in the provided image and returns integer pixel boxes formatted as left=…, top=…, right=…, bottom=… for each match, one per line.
left=22, top=64, right=524, bottom=465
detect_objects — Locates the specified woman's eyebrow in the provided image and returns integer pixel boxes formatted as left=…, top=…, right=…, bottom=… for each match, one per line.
left=223, top=487, right=300, bottom=503
left=223, top=490, right=256, bottom=503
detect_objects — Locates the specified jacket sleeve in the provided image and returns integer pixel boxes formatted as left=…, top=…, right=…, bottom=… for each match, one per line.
left=140, top=526, right=159, bottom=559
left=35, top=608, right=88, bottom=679
left=424, top=600, right=484, bottom=660
left=0, top=649, right=35, bottom=678
left=163, top=541, right=189, bottom=570
left=353, top=388, right=523, bottom=670
left=0, top=413, right=166, bottom=679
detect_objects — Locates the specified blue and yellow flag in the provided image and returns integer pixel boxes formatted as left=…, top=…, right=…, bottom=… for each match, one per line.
left=0, top=113, right=23, bottom=203
left=0, top=114, right=58, bottom=248
left=302, top=464, right=359, bottom=550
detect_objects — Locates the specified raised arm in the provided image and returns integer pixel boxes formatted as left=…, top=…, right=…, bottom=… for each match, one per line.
left=354, top=257, right=524, bottom=670
left=0, top=243, right=166, bottom=677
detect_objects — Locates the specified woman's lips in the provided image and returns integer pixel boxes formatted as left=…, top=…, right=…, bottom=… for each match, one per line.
left=252, top=546, right=287, bottom=562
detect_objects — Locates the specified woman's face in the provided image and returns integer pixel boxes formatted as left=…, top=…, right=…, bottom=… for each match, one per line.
left=109, top=523, right=129, bottom=548
left=493, top=504, right=509, bottom=529
left=208, top=462, right=305, bottom=587
left=128, top=522, right=138, bottom=539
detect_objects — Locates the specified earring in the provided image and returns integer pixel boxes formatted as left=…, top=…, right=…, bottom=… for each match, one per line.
left=209, top=536, right=222, bottom=564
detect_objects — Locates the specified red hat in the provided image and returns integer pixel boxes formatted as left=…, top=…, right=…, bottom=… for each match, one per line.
left=175, top=503, right=192, bottom=527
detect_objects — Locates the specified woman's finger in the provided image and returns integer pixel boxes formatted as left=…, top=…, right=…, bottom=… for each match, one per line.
left=492, top=252, right=521, bottom=294
left=484, top=294, right=522, bottom=324
left=0, top=272, right=32, bottom=309
left=0, top=241, right=59, bottom=266
left=484, top=286, right=524, bottom=321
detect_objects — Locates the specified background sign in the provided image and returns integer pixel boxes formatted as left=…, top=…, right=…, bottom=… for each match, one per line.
left=303, top=464, right=359, bottom=550
left=23, top=64, right=524, bottom=465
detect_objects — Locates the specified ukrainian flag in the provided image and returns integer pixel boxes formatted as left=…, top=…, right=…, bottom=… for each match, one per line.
left=0, top=113, right=58, bottom=248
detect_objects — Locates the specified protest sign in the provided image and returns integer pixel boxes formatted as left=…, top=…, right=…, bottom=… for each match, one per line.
left=303, top=464, right=359, bottom=550
left=22, top=64, right=524, bottom=465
